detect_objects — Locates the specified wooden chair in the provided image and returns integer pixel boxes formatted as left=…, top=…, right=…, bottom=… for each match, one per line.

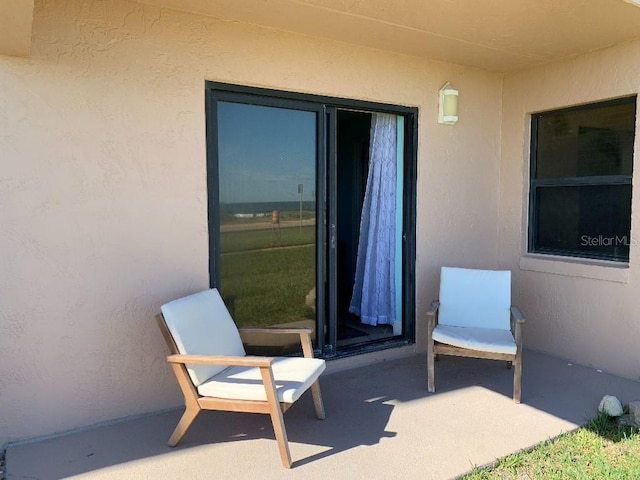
left=156, top=288, right=326, bottom=468
left=426, top=267, right=525, bottom=403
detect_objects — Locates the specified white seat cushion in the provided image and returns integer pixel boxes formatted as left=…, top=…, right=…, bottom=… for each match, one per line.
left=432, top=325, right=517, bottom=355
left=197, top=357, right=326, bottom=403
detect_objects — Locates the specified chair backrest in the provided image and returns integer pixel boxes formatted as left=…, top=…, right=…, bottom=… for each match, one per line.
left=160, top=288, right=246, bottom=386
left=438, top=267, right=511, bottom=330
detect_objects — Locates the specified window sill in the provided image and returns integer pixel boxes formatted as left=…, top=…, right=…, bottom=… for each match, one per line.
left=519, top=254, right=629, bottom=283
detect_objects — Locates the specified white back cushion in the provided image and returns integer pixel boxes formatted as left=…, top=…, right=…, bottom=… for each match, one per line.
left=438, top=267, right=511, bottom=330
left=161, top=288, right=246, bottom=386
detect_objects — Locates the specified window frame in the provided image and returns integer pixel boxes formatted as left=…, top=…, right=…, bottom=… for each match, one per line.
left=528, top=96, right=637, bottom=263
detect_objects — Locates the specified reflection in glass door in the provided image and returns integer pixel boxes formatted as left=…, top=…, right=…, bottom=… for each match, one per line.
left=214, top=101, right=318, bottom=355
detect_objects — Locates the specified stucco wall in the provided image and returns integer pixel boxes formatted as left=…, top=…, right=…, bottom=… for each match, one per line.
left=500, top=40, right=640, bottom=381
left=0, top=0, right=503, bottom=444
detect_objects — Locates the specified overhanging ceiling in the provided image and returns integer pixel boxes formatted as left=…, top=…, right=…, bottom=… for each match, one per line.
left=0, top=0, right=34, bottom=57
left=139, top=0, right=640, bottom=72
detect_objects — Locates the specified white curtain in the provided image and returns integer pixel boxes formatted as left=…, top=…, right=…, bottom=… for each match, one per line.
left=349, top=113, right=397, bottom=326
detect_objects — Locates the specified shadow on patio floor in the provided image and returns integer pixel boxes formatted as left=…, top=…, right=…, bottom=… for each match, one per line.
left=6, top=350, right=640, bottom=480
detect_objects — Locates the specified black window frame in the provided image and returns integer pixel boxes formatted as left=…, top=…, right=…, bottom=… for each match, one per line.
left=528, top=96, right=637, bottom=263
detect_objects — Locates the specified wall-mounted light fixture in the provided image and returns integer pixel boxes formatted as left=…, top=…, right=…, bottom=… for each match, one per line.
left=438, top=82, right=458, bottom=125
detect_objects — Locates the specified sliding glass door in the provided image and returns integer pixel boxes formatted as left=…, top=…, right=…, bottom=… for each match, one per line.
left=207, top=83, right=416, bottom=357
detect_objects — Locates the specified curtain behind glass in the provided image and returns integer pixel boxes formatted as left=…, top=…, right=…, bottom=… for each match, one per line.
left=349, top=113, right=397, bottom=326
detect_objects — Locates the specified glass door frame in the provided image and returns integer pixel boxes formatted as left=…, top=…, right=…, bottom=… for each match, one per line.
left=206, top=81, right=417, bottom=358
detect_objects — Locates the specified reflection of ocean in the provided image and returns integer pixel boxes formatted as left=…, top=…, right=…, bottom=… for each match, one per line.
left=221, top=201, right=315, bottom=215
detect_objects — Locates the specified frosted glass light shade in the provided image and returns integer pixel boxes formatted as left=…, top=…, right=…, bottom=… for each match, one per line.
left=438, top=82, right=458, bottom=125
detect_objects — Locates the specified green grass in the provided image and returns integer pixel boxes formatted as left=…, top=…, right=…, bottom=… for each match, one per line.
left=462, top=412, right=640, bottom=480
left=220, top=225, right=315, bottom=253
left=220, top=224, right=315, bottom=326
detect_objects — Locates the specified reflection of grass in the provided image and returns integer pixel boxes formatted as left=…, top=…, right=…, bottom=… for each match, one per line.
left=220, top=242, right=315, bottom=327
left=221, top=225, right=315, bottom=253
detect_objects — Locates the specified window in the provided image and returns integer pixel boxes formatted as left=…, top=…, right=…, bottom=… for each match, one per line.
left=529, top=97, right=637, bottom=262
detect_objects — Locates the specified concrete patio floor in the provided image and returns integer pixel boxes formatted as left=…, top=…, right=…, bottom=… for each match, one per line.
left=6, top=349, right=640, bottom=480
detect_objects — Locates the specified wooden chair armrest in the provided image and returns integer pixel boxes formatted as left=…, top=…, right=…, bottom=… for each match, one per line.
left=510, top=306, right=525, bottom=323
left=167, top=354, right=274, bottom=367
left=238, top=326, right=314, bottom=335
left=510, top=306, right=524, bottom=350
left=427, top=301, right=439, bottom=332
left=167, top=354, right=280, bottom=413
left=426, top=301, right=440, bottom=316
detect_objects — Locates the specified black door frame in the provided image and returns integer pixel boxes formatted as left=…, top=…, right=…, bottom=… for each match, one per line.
left=205, top=81, right=418, bottom=358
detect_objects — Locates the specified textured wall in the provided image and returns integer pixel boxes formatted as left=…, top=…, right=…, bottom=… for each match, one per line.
left=500, top=40, right=640, bottom=381
left=0, top=0, right=503, bottom=444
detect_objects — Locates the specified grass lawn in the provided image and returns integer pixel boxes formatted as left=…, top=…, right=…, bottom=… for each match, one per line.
left=221, top=225, right=315, bottom=253
left=462, top=412, right=640, bottom=479
left=220, top=225, right=316, bottom=326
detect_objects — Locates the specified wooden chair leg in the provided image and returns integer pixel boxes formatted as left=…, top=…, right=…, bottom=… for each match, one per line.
left=168, top=404, right=199, bottom=446
left=260, top=366, right=292, bottom=468
left=311, top=381, right=326, bottom=420
left=427, top=340, right=435, bottom=393
left=513, top=356, right=522, bottom=404
left=268, top=404, right=291, bottom=468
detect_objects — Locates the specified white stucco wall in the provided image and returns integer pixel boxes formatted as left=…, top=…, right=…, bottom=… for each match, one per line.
left=0, top=0, right=503, bottom=445
left=500, top=39, right=640, bottom=381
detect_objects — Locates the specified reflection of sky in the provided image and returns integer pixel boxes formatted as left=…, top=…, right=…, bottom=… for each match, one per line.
left=218, top=101, right=316, bottom=204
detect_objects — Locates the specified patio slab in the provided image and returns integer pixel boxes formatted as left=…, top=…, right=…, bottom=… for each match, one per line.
left=6, top=349, right=640, bottom=480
